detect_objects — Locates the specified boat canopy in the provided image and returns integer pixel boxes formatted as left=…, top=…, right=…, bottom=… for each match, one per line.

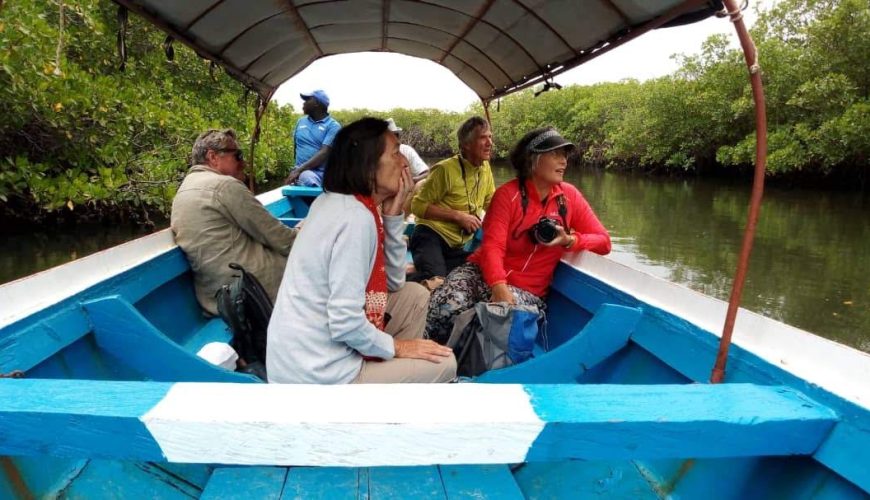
left=114, top=0, right=724, bottom=101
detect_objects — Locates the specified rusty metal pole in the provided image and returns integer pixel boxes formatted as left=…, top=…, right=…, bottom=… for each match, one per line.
left=482, top=98, right=492, bottom=127
left=710, top=0, right=768, bottom=383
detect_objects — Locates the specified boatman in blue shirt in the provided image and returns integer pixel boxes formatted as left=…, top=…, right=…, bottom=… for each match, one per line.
left=284, top=89, right=341, bottom=187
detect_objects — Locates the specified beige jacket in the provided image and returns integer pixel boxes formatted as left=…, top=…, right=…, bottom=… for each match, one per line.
left=171, top=165, right=297, bottom=315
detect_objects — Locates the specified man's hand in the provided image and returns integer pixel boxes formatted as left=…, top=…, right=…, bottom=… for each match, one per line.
left=455, top=212, right=482, bottom=233
left=284, top=169, right=301, bottom=185
left=490, top=283, right=516, bottom=304
left=394, top=338, right=453, bottom=363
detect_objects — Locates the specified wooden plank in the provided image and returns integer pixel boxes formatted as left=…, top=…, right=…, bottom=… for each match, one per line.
left=202, top=467, right=287, bottom=499
left=368, top=466, right=444, bottom=499
left=813, top=421, right=870, bottom=493
left=513, top=461, right=658, bottom=499
left=524, top=384, right=837, bottom=461
left=281, top=467, right=358, bottom=500
left=0, top=249, right=190, bottom=373
left=549, top=263, right=639, bottom=314
left=439, top=465, right=524, bottom=499
left=0, top=307, right=91, bottom=372
left=83, top=296, right=257, bottom=383
left=0, top=379, right=170, bottom=461
left=477, top=304, right=640, bottom=383
left=0, top=380, right=837, bottom=466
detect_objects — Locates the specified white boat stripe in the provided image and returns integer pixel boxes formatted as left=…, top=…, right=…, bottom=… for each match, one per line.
left=141, top=383, right=545, bottom=466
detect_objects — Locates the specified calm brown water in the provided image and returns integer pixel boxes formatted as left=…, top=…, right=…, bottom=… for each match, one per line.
left=2, top=166, right=868, bottom=353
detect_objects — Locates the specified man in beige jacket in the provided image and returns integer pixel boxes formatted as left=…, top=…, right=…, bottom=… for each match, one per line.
left=171, top=129, right=298, bottom=315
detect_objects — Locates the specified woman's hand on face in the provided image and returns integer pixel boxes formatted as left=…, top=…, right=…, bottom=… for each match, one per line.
left=382, top=166, right=414, bottom=216
left=490, top=283, right=516, bottom=304
left=394, top=338, right=453, bottom=363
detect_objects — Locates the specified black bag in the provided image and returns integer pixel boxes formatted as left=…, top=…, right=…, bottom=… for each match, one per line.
left=215, top=263, right=273, bottom=369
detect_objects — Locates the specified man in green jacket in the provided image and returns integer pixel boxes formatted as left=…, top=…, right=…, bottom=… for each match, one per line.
left=171, top=129, right=298, bottom=315
left=409, top=116, right=495, bottom=282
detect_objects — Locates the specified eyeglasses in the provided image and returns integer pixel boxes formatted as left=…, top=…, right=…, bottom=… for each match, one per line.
left=216, top=148, right=243, bottom=161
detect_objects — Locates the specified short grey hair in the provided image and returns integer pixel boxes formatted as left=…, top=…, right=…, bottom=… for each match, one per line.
left=191, top=129, right=238, bottom=165
left=457, top=116, right=489, bottom=149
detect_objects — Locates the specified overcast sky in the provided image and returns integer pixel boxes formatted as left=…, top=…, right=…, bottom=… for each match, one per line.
left=273, top=2, right=768, bottom=112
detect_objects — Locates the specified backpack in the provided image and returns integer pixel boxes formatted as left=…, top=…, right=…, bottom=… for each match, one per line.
left=446, top=302, right=546, bottom=377
left=214, top=263, right=273, bottom=373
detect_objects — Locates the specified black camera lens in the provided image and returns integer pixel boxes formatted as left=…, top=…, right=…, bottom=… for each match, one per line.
left=532, top=217, right=559, bottom=243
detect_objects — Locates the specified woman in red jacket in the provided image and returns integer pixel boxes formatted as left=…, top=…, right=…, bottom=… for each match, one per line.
left=424, top=127, right=611, bottom=344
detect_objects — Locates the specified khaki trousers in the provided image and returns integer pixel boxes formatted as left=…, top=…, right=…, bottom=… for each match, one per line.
left=354, top=282, right=457, bottom=383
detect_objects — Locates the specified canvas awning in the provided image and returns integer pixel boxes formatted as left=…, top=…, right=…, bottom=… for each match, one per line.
left=114, top=0, right=723, bottom=101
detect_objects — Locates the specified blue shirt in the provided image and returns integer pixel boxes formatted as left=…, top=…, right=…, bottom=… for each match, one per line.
left=293, top=114, right=341, bottom=173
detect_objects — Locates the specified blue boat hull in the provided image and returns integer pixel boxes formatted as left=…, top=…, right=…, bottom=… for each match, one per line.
left=0, top=187, right=867, bottom=499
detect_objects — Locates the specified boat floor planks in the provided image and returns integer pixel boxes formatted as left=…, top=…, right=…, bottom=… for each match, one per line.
left=207, top=465, right=524, bottom=499
left=201, top=466, right=287, bottom=499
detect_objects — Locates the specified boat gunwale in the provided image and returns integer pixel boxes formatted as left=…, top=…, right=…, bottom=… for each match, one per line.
left=0, top=188, right=287, bottom=329
left=563, top=251, right=870, bottom=412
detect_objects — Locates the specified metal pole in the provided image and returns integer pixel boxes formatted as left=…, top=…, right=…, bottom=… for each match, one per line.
left=710, top=0, right=769, bottom=383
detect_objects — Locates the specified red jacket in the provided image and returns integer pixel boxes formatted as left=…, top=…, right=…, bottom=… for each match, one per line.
left=468, top=178, right=611, bottom=297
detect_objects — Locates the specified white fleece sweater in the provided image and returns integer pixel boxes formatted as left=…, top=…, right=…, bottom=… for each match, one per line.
left=266, top=192, right=407, bottom=384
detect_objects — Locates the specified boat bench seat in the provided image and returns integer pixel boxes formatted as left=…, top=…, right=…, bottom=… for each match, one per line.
left=478, top=303, right=642, bottom=383
left=0, top=380, right=838, bottom=465
left=182, top=316, right=233, bottom=352
left=201, top=464, right=524, bottom=500
left=81, top=295, right=257, bottom=383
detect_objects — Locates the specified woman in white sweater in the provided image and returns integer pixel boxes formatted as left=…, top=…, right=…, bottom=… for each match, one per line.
left=267, top=118, right=456, bottom=384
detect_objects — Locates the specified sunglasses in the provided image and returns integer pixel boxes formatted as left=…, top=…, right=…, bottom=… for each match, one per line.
left=216, top=148, right=243, bottom=161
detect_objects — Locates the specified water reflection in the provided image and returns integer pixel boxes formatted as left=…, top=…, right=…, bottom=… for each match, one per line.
left=0, top=223, right=162, bottom=285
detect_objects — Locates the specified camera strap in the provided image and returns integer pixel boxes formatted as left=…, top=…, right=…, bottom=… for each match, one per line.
left=513, top=180, right=569, bottom=241
left=519, top=181, right=567, bottom=224
left=556, top=194, right=568, bottom=228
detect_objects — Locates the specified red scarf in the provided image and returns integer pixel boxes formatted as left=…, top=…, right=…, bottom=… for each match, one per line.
left=354, top=194, right=388, bottom=331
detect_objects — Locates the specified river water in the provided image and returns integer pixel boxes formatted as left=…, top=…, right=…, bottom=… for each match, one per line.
left=2, top=166, right=868, bottom=353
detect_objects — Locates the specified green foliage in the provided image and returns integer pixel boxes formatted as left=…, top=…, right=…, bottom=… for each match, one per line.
left=331, top=108, right=465, bottom=157
left=0, top=0, right=296, bottom=224
left=1, top=0, right=867, bottom=226
left=485, top=0, right=868, bottom=180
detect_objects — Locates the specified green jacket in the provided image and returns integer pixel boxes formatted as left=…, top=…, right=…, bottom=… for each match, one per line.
left=410, top=155, right=495, bottom=247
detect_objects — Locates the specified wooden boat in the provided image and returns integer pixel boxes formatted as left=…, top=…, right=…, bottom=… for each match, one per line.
left=2, top=1, right=868, bottom=498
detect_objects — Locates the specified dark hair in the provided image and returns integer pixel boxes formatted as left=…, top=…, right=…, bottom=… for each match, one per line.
left=509, top=126, right=554, bottom=180
left=457, top=116, right=489, bottom=149
left=322, top=117, right=389, bottom=195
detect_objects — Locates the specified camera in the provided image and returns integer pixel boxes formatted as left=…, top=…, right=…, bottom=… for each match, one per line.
left=530, top=216, right=559, bottom=244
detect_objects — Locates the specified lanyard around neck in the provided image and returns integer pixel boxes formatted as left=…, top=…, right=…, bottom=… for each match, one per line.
left=458, top=156, right=482, bottom=215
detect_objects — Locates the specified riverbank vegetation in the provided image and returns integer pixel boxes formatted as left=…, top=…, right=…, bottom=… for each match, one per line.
left=1, top=0, right=866, bottom=226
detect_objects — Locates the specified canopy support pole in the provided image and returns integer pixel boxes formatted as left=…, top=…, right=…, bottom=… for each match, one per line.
left=482, top=99, right=492, bottom=126
left=248, top=89, right=274, bottom=193
left=710, top=0, right=768, bottom=383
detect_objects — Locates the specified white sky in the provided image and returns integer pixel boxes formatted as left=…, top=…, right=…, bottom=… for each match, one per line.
left=274, top=3, right=767, bottom=112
